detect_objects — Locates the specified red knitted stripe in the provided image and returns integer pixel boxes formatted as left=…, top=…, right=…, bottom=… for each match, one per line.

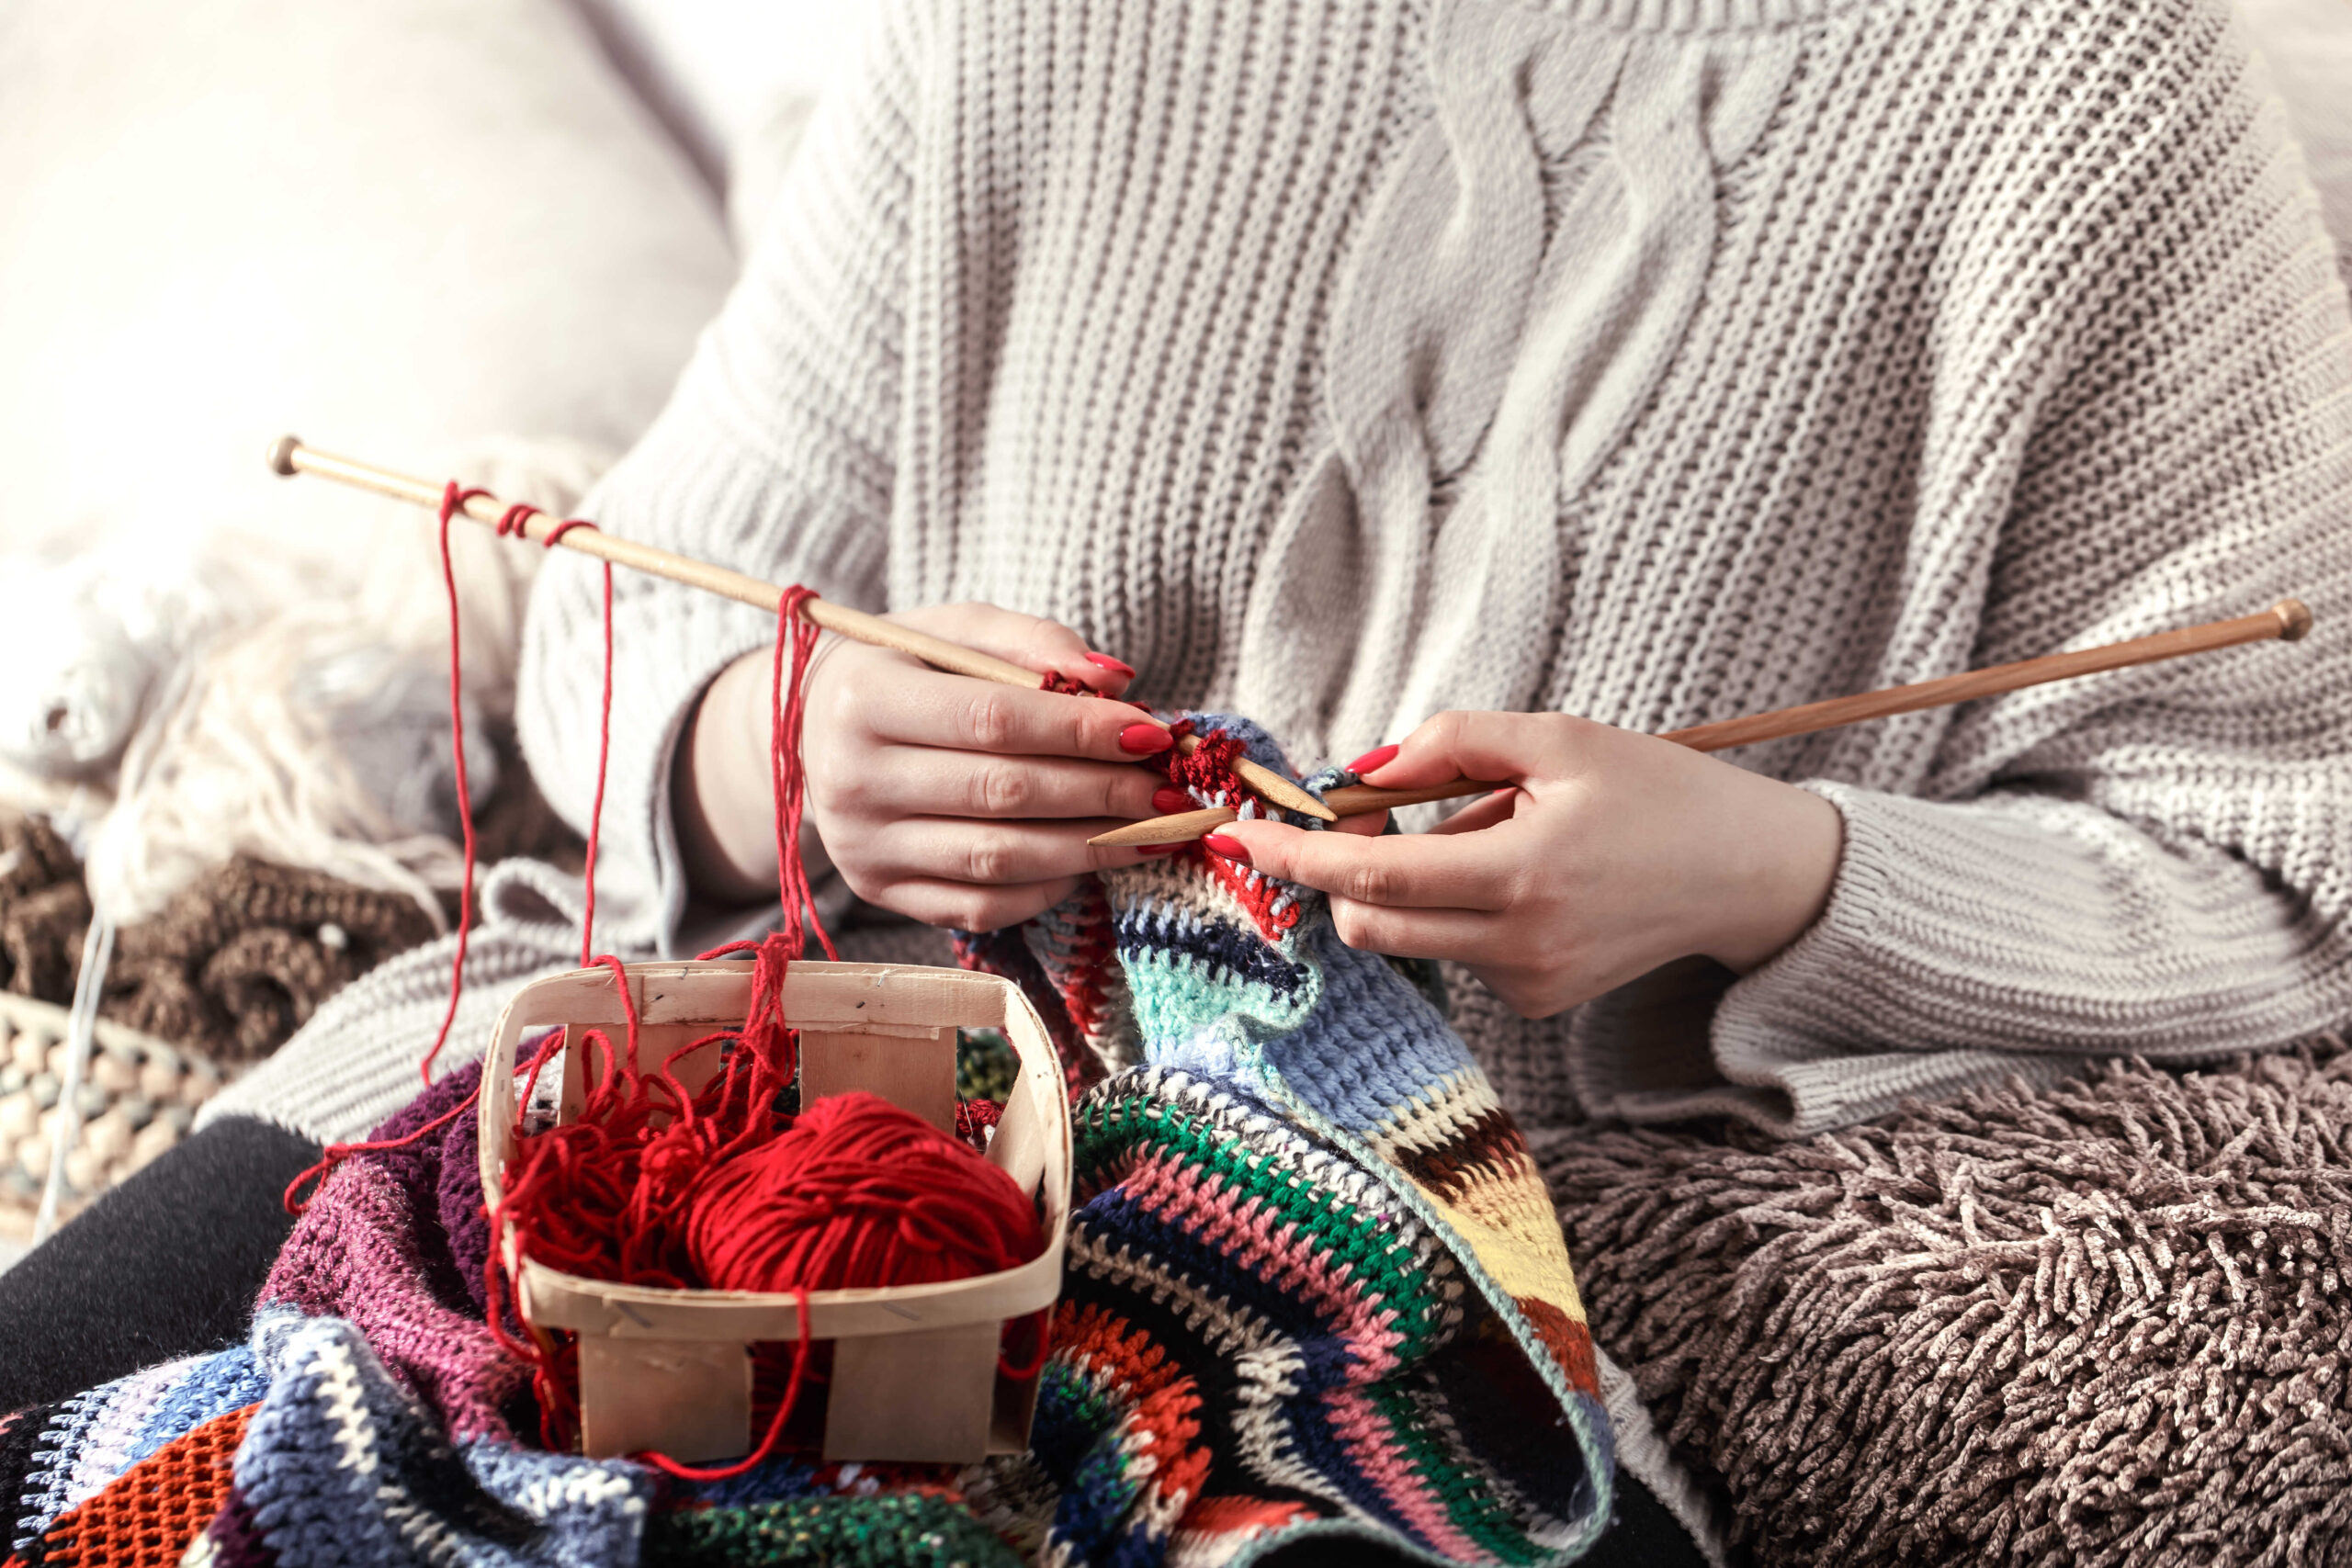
left=36, top=1404, right=257, bottom=1568
left=1511, top=1297, right=1600, bottom=1397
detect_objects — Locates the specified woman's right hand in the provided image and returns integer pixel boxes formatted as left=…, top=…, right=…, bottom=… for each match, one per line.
left=678, top=603, right=1179, bottom=931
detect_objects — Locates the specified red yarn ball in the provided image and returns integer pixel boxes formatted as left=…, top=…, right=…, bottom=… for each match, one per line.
left=684, top=1089, right=1043, bottom=1294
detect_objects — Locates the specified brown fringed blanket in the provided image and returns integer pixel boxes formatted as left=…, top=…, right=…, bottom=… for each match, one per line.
left=1538, top=1046, right=2352, bottom=1567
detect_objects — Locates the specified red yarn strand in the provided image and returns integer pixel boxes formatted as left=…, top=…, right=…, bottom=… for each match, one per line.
left=419, top=483, right=494, bottom=1083
left=768, top=586, right=836, bottom=962
left=492, top=502, right=613, bottom=964
left=296, top=483, right=1048, bottom=1465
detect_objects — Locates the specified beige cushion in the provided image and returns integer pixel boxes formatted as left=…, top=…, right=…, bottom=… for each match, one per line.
left=2240, top=0, right=2352, bottom=284
left=0, top=0, right=735, bottom=573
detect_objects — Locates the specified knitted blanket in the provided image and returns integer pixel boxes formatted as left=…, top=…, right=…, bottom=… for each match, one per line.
left=3, top=719, right=1611, bottom=1567
left=1539, top=1046, right=2352, bottom=1568
left=0, top=812, right=437, bottom=1064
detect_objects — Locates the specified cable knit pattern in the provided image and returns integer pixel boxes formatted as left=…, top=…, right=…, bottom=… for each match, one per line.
left=491, top=0, right=2352, bottom=1139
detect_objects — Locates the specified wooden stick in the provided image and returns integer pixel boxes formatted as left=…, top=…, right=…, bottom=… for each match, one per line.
left=268, top=436, right=1333, bottom=821
left=1089, top=599, right=2314, bottom=847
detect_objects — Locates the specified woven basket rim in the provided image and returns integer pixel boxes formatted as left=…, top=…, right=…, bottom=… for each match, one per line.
left=0, top=989, right=207, bottom=1069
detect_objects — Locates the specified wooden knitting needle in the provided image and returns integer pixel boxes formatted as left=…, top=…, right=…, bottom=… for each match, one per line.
left=1090, top=598, right=2315, bottom=846
left=266, top=436, right=1334, bottom=821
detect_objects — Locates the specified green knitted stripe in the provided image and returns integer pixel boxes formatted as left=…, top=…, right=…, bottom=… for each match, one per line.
left=1073, top=1085, right=1453, bottom=1359
left=955, top=1028, right=1021, bottom=1103
left=1117, top=945, right=1320, bottom=1047
left=644, top=1493, right=1022, bottom=1568
left=1039, top=1351, right=1132, bottom=1438
left=1363, top=1382, right=1546, bottom=1566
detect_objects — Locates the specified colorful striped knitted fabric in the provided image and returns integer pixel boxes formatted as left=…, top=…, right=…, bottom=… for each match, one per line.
left=3, top=716, right=1609, bottom=1566
left=959, top=716, right=1611, bottom=1563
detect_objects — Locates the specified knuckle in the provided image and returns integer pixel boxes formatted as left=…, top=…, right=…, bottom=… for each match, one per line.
left=821, top=666, right=875, bottom=734
left=963, top=837, right=1016, bottom=886
left=1510, top=977, right=1573, bottom=1020
left=1030, top=617, right=1080, bottom=660
left=964, top=692, right=1015, bottom=751
left=973, top=761, right=1029, bottom=817
left=926, top=601, right=988, bottom=637
left=813, top=762, right=871, bottom=817
left=1341, top=863, right=1396, bottom=906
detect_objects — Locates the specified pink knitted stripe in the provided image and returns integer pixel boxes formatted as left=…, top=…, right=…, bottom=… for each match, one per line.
left=1321, top=1388, right=1488, bottom=1562
left=1120, top=1149, right=1407, bottom=1380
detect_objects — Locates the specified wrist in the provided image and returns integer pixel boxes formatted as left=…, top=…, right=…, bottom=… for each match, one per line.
left=1701, top=777, right=1843, bottom=975
left=675, top=650, right=785, bottom=904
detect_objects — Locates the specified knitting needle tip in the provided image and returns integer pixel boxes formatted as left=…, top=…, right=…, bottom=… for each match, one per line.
left=1233, top=760, right=1337, bottom=820
left=2274, top=598, right=2314, bottom=642
left=266, top=434, right=302, bottom=477
left=1092, top=807, right=1239, bottom=847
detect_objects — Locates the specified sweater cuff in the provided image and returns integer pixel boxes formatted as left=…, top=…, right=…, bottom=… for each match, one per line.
left=1700, top=782, right=2086, bottom=1133
left=1566, top=783, right=2088, bottom=1134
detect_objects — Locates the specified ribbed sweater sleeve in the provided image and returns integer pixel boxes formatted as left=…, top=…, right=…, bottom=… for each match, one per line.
left=513, top=0, right=924, bottom=947
left=1623, top=20, right=2352, bottom=1134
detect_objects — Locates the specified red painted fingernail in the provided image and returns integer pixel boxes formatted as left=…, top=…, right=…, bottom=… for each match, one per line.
left=1119, top=723, right=1173, bottom=755
left=1084, top=651, right=1136, bottom=679
left=1202, top=833, right=1251, bottom=865
left=1151, top=787, right=1193, bottom=814
left=1345, top=743, right=1399, bottom=775
left=1137, top=842, right=1185, bottom=855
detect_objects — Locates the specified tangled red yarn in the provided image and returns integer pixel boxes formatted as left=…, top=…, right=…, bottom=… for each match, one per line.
left=293, top=481, right=1052, bottom=1476
left=478, top=577, right=1041, bottom=1480
left=686, top=1091, right=1045, bottom=1293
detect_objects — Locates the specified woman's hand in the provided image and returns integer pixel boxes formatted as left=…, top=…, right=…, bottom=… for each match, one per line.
left=1211, top=711, right=1843, bottom=1018
left=678, top=603, right=1178, bottom=930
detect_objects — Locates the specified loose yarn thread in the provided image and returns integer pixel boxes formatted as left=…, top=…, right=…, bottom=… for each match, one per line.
left=490, top=502, right=611, bottom=966
left=280, top=484, right=618, bottom=1206
left=291, top=480, right=1049, bottom=1477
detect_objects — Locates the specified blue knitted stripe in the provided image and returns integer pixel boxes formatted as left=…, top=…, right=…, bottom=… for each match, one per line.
left=124, top=1348, right=270, bottom=1468
left=1114, top=904, right=1309, bottom=998
left=1067, top=1201, right=1386, bottom=1393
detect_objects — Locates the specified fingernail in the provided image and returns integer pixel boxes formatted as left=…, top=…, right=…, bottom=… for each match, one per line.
left=1138, top=842, right=1186, bottom=855
left=1119, top=723, right=1174, bottom=755
left=1151, top=787, right=1193, bottom=814
left=1202, top=833, right=1251, bottom=865
left=1084, top=652, right=1136, bottom=680
left=1345, top=743, right=1399, bottom=776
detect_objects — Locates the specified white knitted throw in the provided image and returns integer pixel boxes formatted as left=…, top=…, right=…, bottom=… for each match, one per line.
left=224, top=0, right=2352, bottom=1148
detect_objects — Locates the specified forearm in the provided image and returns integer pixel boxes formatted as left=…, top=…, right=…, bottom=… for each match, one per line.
left=675, top=649, right=787, bottom=907
left=1729, top=783, right=2352, bottom=1054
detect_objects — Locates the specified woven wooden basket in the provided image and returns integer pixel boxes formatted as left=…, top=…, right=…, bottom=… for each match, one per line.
left=479, top=959, right=1072, bottom=1466
left=0, top=992, right=227, bottom=1242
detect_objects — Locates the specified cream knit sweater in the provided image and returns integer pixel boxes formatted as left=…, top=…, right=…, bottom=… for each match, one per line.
left=214, top=0, right=2352, bottom=1147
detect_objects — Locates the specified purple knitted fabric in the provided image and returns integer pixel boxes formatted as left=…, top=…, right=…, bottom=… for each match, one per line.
left=203, top=1485, right=276, bottom=1567
left=258, top=1064, right=521, bottom=1442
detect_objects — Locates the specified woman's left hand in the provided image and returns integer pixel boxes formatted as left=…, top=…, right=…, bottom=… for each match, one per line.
left=1209, top=712, right=1844, bottom=1019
